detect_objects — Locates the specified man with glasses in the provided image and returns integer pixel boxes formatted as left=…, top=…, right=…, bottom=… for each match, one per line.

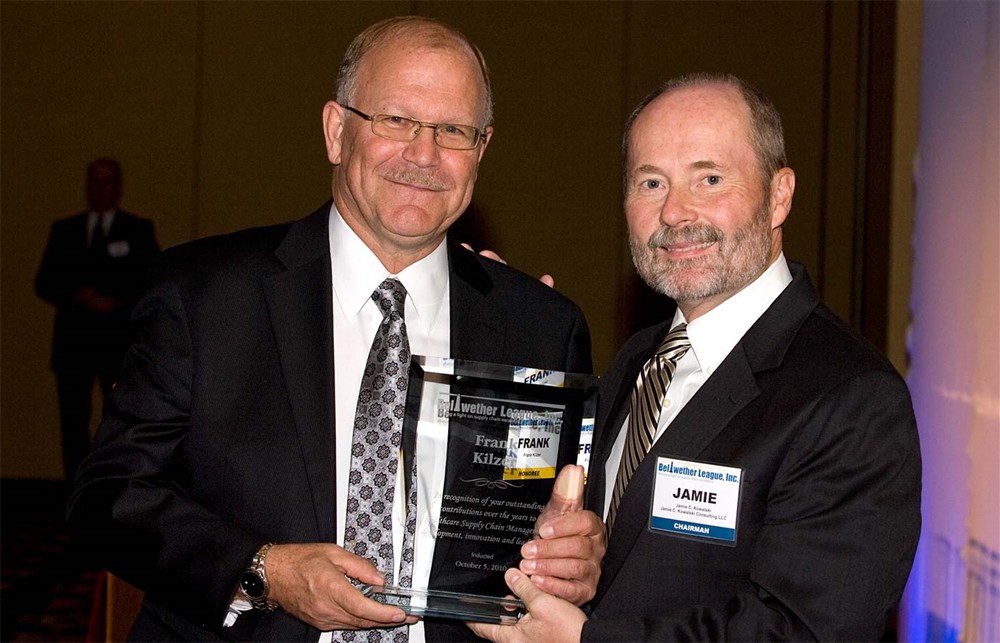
left=69, top=16, right=600, bottom=643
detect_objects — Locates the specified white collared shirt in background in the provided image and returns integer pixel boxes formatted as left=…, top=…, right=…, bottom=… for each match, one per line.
left=87, top=209, right=115, bottom=246
left=602, top=254, right=793, bottom=517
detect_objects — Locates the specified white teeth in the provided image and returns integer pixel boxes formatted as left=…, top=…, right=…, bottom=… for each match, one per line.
left=665, top=241, right=712, bottom=252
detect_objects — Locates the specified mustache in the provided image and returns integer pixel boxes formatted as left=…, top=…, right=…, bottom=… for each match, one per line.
left=647, top=223, right=723, bottom=250
left=383, top=168, right=450, bottom=191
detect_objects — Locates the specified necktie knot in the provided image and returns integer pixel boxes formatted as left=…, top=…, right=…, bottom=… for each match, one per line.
left=372, top=278, right=407, bottom=321
left=655, top=323, right=691, bottom=365
left=607, top=322, right=691, bottom=534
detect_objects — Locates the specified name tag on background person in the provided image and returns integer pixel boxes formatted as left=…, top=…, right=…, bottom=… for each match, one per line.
left=107, top=240, right=131, bottom=257
left=649, top=457, right=743, bottom=545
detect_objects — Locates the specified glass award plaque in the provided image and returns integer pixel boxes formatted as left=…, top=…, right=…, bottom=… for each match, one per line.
left=371, top=356, right=597, bottom=624
left=361, top=584, right=526, bottom=625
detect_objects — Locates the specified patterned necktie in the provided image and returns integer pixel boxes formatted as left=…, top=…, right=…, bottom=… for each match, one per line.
left=337, top=279, right=415, bottom=643
left=607, top=324, right=691, bottom=534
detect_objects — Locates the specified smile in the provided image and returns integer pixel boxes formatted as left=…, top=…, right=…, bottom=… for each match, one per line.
left=382, top=170, right=448, bottom=192
left=662, top=240, right=715, bottom=254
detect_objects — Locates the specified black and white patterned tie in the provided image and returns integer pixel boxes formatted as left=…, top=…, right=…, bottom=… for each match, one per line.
left=607, top=324, right=691, bottom=534
left=337, top=279, right=415, bottom=643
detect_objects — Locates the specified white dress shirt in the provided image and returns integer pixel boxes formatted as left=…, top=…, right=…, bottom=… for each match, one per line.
left=324, top=204, right=451, bottom=643
left=87, top=209, right=115, bottom=246
left=226, top=205, right=449, bottom=641
left=602, top=254, right=793, bottom=516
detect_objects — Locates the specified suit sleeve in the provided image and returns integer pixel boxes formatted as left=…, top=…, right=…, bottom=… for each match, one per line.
left=583, top=369, right=921, bottom=642
left=35, top=221, right=77, bottom=308
left=66, top=257, right=262, bottom=631
left=119, top=218, right=160, bottom=307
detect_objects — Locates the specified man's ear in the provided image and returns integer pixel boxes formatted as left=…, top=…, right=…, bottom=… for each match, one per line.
left=476, top=126, right=493, bottom=163
left=769, top=167, right=795, bottom=229
left=323, top=101, right=346, bottom=165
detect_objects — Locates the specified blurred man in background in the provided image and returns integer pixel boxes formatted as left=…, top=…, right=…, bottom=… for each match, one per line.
left=36, top=158, right=158, bottom=482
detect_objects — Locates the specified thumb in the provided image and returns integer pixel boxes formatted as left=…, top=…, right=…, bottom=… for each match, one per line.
left=338, top=550, right=386, bottom=586
left=505, top=568, right=544, bottom=606
left=535, top=465, right=584, bottom=537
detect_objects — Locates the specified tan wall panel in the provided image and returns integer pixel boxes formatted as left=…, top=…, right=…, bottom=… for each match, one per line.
left=194, top=2, right=409, bottom=237
left=822, top=1, right=861, bottom=321
left=625, top=0, right=830, bottom=271
left=1, top=1, right=199, bottom=479
left=423, top=2, right=628, bottom=371
left=620, top=1, right=833, bottom=330
left=2, top=1, right=874, bottom=479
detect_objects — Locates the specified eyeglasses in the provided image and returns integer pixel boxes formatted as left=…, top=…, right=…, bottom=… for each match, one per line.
left=343, top=105, right=486, bottom=150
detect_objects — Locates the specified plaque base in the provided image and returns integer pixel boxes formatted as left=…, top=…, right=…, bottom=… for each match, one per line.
left=361, top=584, right=525, bottom=625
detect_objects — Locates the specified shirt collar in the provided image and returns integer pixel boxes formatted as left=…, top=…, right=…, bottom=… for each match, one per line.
left=674, top=253, right=793, bottom=374
left=328, top=202, right=449, bottom=327
left=88, top=209, right=115, bottom=230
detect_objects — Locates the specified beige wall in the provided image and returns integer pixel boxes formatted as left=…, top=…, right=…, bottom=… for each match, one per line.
left=2, top=1, right=878, bottom=479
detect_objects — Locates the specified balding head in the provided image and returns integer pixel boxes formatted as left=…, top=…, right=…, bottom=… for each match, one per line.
left=335, top=16, right=493, bottom=128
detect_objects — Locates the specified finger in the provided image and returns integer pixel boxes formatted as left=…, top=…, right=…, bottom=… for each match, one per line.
left=522, top=533, right=590, bottom=562
left=335, top=587, right=411, bottom=628
left=335, top=551, right=386, bottom=586
left=547, top=465, right=585, bottom=514
left=460, top=242, right=474, bottom=252
left=530, top=510, right=603, bottom=545
left=505, top=568, right=545, bottom=606
left=519, top=554, right=594, bottom=582
left=534, top=466, right=584, bottom=538
left=540, top=274, right=555, bottom=288
left=478, top=249, right=506, bottom=264
left=526, top=573, right=593, bottom=605
left=467, top=621, right=508, bottom=642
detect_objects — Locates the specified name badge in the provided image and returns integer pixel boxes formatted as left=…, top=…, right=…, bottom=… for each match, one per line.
left=107, top=240, right=131, bottom=258
left=649, top=457, right=743, bottom=545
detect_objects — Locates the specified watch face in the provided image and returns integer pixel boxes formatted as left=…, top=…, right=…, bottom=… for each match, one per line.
left=240, top=571, right=266, bottom=600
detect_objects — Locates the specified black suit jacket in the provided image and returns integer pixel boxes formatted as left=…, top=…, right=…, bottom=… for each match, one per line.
left=35, top=209, right=159, bottom=369
left=68, top=203, right=591, bottom=642
left=582, top=263, right=920, bottom=642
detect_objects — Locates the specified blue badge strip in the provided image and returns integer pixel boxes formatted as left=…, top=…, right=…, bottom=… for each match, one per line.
left=650, top=517, right=736, bottom=542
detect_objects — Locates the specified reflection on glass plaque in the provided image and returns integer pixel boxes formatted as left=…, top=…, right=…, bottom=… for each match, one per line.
left=379, top=356, right=597, bottom=623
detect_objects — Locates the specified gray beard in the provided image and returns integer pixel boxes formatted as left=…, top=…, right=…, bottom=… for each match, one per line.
left=630, top=203, right=773, bottom=304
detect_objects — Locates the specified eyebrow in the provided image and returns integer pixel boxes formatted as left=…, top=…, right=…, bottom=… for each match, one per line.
left=631, top=160, right=723, bottom=176
left=690, top=160, right=722, bottom=170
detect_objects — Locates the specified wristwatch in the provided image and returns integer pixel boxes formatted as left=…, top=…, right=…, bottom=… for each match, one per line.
left=239, top=542, right=278, bottom=612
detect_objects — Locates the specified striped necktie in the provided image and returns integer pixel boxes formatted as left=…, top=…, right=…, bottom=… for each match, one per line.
left=607, top=324, right=691, bottom=533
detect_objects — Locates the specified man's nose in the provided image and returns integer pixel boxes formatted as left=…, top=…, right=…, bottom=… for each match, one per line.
left=401, top=125, right=441, bottom=167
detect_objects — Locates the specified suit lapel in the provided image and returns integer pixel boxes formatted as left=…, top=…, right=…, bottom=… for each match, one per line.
left=594, top=263, right=820, bottom=603
left=584, top=341, right=656, bottom=514
left=447, top=240, right=504, bottom=361
left=596, top=347, right=760, bottom=597
left=261, top=204, right=337, bottom=539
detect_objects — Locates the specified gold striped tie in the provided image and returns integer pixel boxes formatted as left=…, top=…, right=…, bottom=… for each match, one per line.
left=607, top=324, right=691, bottom=533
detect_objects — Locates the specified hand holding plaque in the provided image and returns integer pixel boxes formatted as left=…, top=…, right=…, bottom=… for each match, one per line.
left=518, top=465, right=606, bottom=605
left=368, top=357, right=598, bottom=624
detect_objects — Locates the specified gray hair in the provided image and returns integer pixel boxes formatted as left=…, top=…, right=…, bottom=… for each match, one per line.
left=622, top=73, right=786, bottom=190
left=335, top=16, right=494, bottom=127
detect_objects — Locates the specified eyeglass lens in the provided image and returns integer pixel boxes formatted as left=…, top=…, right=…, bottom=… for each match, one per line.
left=373, top=114, right=480, bottom=150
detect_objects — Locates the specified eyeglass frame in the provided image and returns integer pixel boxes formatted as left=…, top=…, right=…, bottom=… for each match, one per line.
left=342, top=105, right=488, bottom=150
